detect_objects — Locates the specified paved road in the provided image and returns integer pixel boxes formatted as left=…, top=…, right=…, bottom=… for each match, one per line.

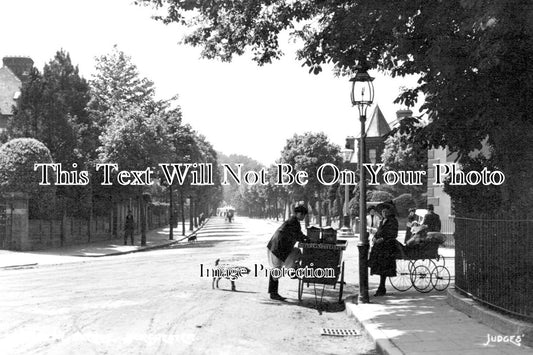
left=0, top=217, right=376, bottom=355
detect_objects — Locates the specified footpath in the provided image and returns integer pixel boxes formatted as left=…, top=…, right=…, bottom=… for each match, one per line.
left=0, top=221, right=203, bottom=269
left=342, top=236, right=532, bottom=355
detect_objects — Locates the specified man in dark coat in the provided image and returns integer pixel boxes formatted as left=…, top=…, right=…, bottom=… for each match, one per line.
left=422, top=204, right=441, bottom=232
left=368, top=203, right=399, bottom=296
left=124, top=210, right=135, bottom=245
left=266, top=205, right=308, bottom=301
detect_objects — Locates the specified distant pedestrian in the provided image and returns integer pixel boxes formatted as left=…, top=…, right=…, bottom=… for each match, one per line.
left=124, top=210, right=135, bottom=245
left=366, top=206, right=381, bottom=239
left=404, top=208, right=417, bottom=244
left=266, top=205, right=308, bottom=301
left=368, top=203, right=399, bottom=297
left=422, top=204, right=441, bottom=232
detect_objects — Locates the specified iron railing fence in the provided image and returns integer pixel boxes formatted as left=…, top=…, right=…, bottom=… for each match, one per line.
left=454, top=215, right=533, bottom=320
left=441, top=216, right=455, bottom=248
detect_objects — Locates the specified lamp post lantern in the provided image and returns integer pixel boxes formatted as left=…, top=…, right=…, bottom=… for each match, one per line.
left=350, top=61, right=374, bottom=304
left=339, top=147, right=354, bottom=237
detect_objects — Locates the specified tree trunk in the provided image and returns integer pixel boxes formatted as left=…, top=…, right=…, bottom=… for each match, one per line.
left=140, top=193, right=147, bottom=246
left=193, top=199, right=198, bottom=228
left=61, top=202, right=66, bottom=247
left=180, top=191, right=185, bottom=236
left=87, top=208, right=92, bottom=243
left=169, top=185, right=174, bottom=240
left=318, top=192, right=323, bottom=227
left=337, top=186, right=343, bottom=228
left=274, top=196, right=279, bottom=221
left=87, top=188, right=93, bottom=243
left=109, top=203, right=113, bottom=240
left=112, top=200, right=118, bottom=238
left=326, top=199, right=331, bottom=226
left=189, top=197, right=194, bottom=231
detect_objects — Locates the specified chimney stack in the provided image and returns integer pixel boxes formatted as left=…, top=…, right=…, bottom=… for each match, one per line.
left=2, top=56, right=34, bottom=82
left=345, top=136, right=356, bottom=150
left=395, top=109, right=413, bottom=121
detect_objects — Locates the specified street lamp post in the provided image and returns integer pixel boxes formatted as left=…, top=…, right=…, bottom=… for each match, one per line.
left=339, top=147, right=354, bottom=237
left=350, top=61, right=375, bottom=304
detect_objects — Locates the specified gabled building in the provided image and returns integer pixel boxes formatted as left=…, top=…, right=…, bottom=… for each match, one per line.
left=0, top=56, right=33, bottom=134
left=345, top=105, right=406, bottom=164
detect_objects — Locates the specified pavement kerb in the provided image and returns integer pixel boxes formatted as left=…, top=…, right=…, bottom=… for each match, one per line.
left=0, top=263, right=39, bottom=270
left=344, top=296, right=404, bottom=355
left=0, top=220, right=210, bottom=270
left=447, top=287, right=533, bottom=347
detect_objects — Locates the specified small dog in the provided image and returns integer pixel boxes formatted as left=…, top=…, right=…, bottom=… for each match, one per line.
left=212, top=258, right=251, bottom=291
left=188, top=235, right=197, bottom=243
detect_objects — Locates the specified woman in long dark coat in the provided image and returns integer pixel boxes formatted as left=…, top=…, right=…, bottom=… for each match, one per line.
left=368, top=204, right=399, bottom=296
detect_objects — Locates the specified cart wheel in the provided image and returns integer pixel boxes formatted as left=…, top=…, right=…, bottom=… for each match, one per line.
left=411, top=265, right=432, bottom=293
left=298, top=278, right=303, bottom=302
left=431, top=266, right=451, bottom=291
left=338, top=261, right=345, bottom=303
left=389, top=259, right=412, bottom=292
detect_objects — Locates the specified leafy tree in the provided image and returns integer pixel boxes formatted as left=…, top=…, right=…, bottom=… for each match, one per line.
left=90, top=45, right=156, bottom=119
left=240, top=184, right=267, bottom=218
left=98, top=107, right=163, bottom=171
left=217, top=153, right=265, bottom=215
left=9, top=50, right=93, bottom=164
left=393, top=193, right=416, bottom=218
left=280, top=132, right=342, bottom=225
left=348, top=186, right=373, bottom=219
left=8, top=51, right=96, bottom=218
left=154, top=107, right=193, bottom=236
left=370, top=190, right=394, bottom=203
left=381, top=131, right=427, bottom=199
left=153, top=109, right=222, bottom=234
left=0, top=138, right=55, bottom=218
left=97, top=105, right=166, bottom=245
left=91, top=46, right=178, bottom=242
left=136, top=0, right=533, bottom=212
left=263, top=163, right=289, bottom=220
left=443, top=156, right=502, bottom=215
left=192, top=134, right=223, bottom=224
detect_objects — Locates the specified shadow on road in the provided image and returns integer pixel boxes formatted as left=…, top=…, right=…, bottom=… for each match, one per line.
left=217, top=289, right=259, bottom=294
left=259, top=298, right=346, bottom=314
left=165, top=240, right=230, bottom=250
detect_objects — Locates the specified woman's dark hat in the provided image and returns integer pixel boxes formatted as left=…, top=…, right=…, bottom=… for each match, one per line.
left=294, top=205, right=308, bottom=214
left=376, top=201, right=397, bottom=216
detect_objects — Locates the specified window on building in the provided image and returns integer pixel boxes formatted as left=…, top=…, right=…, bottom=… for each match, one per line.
left=369, top=149, right=377, bottom=164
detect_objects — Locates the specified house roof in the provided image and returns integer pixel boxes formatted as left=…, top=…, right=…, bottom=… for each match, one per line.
left=348, top=105, right=392, bottom=164
left=0, top=66, right=21, bottom=115
left=356, top=105, right=391, bottom=138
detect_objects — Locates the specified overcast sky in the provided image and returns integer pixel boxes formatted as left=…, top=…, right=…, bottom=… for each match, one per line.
left=1, top=0, right=422, bottom=166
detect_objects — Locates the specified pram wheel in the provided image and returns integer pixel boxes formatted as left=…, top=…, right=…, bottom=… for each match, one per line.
left=431, top=265, right=450, bottom=291
left=389, top=259, right=412, bottom=292
left=411, top=265, right=432, bottom=293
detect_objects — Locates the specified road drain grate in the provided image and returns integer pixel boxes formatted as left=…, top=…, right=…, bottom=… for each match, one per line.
left=321, top=328, right=359, bottom=337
